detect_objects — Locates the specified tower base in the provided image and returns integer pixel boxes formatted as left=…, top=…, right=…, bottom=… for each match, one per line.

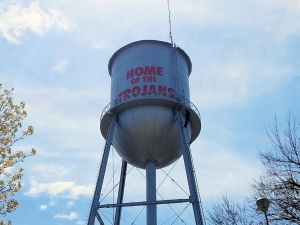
left=87, top=108, right=205, bottom=225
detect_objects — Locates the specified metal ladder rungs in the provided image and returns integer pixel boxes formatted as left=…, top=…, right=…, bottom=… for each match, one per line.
left=96, top=211, right=105, bottom=225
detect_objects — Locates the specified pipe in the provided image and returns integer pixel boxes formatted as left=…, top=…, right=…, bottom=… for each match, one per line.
left=146, top=161, right=157, bottom=225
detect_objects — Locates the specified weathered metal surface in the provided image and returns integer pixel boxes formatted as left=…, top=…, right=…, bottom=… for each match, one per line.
left=100, top=40, right=201, bottom=169
left=109, top=40, right=191, bottom=105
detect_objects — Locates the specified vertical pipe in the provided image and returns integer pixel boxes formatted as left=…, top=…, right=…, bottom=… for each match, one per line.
left=264, top=212, right=269, bottom=225
left=146, top=161, right=157, bottom=225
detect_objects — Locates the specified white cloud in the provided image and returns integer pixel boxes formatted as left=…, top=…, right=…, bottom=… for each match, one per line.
left=189, top=50, right=294, bottom=109
left=33, top=163, right=70, bottom=177
left=84, top=34, right=108, bottom=50
left=24, top=178, right=93, bottom=199
left=0, top=2, right=73, bottom=44
left=49, top=200, right=56, bottom=206
left=54, top=212, right=78, bottom=220
left=53, top=58, right=69, bottom=73
left=191, top=139, right=264, bottom=199
left=67, top=200, right=75, bottom=208
left=192, top=61, right=252, bottom=108
left=39, top=204, right=47, bottom=210
left=10, top=86, right=109, bottom=161
left=93, top=42, right=108, bottom=50
left=170, top=0, right=300, bottom=38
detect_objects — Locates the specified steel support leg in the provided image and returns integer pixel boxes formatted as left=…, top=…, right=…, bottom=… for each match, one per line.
left=87, top=115, right=116, bottom=225
left=146, top=161, right=157, bottom=225
left=176, top=109, right=204, bottom=225
left=114, top=160, right=127, bottom=225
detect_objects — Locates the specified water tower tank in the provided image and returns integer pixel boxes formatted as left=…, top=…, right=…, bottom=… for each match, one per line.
left=100, top=40, right=201, bottom=169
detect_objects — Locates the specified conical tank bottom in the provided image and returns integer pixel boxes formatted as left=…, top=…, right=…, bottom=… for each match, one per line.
left=112, top=105, right=191, bottom=169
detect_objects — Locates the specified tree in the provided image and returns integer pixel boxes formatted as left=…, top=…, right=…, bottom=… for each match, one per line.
left=206, top=195, right=260, bottom=225
left=207, top=114, right=300, bottom=224
left=0, top=84, right=36, bottom=225
left=251, top=115, right=300, bottom=224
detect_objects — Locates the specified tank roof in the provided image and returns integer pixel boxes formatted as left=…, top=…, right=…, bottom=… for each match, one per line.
left=108, top=40, right=192, bottom=76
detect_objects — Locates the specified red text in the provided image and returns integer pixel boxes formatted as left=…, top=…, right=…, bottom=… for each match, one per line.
left=126, top=66, right=163, bottom=79
left=117, top=85, right=174, bottom=103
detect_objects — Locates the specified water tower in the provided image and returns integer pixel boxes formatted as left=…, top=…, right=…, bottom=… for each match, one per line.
left=88, top=40, right=204, bottom=225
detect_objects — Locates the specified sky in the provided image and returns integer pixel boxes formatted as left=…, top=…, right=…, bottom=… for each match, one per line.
left=1, top=0, right=300, bottom=224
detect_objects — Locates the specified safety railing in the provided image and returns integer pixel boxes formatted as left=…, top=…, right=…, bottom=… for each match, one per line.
left=100, top=92, right=201, bottom=121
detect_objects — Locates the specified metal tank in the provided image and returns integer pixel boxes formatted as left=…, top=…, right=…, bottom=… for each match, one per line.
left=100, top=40, right=201, bottom=169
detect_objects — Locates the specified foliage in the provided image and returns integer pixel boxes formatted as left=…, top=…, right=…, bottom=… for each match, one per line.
left=251, top=115, right=300, bottom=224
left=0, top=84, right=36, bottom=225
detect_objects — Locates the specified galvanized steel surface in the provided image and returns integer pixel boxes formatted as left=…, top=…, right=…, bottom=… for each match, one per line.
left=109, top=40, right=191, bottom=104
left=146, top=161, right=157, bottom=225
left=112, top=105, right=192, bottom=168
left=101, top=40, right=200, bottom=169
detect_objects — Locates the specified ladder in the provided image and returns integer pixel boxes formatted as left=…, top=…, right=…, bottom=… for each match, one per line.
left=176, top=108, right=205, bottom=225
left=96, top=211, right=105, bottom=225
left=182, top=127, right=206, bottom=225
left=172, top=44, right=180, bottom=102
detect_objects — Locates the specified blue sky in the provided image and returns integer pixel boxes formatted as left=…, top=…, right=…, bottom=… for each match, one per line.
left=1, top=0, right=300, bottom=224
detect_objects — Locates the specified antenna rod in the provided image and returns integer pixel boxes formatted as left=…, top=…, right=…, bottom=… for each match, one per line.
left=167, top=0, right=174, bottom=46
